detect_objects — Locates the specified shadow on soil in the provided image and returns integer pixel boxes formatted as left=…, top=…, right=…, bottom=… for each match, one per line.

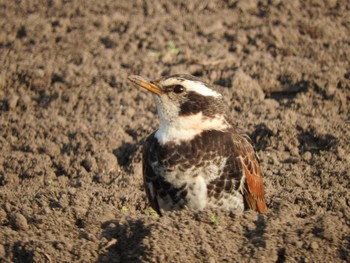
left=97, top=219, right=152, bottom=263
left=244, top=215, right=267, bottom=249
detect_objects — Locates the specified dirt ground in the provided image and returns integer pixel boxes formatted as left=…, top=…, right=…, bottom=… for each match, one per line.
left=0, top=0, right=349, bottom=262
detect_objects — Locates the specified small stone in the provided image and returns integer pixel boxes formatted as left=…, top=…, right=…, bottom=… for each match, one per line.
left=43, top=207, right=51, bottom=215
left=8, top=94, right=19, bottom=109
left=97, top=152, right=118, bottom=173
left=20, top=93, right=32, bottom=107
left=44, top=140, right=60, bottom=157
left=86, top=233, right=97, bottom=241
left=10, top=212, right=29, bottom=231
left=337, top=146, right=348, bottom=161
left=294, top=241, right=303, bottom=248
left=324, top=0, right=337, bottom=8
left=310, top=241, right=319, bottom=250
left=303, top=151, right=312, bottom=161
left=81, top=155, right=97, bottom=172
left=264, top=98, right=280, bottom=112
left=181, top=228, right=190, bottom=235
left=157, top=254, right=166, bottom=262
left=4, top=202, right=12, bottom=213
left=125, top=107, right=136, bottom=118
left=79, top=231, right=97, bottom=241
left=268, top=154, right=279, bottom=165
left=236, top=0, right=258, bottom=13
left=161, top=53, right=173, bottom=64
left=0, top=208, right=7, bottom=224
left=290, top=147, right=299, bottom=157
left=264, top=170, right=273, bottom=177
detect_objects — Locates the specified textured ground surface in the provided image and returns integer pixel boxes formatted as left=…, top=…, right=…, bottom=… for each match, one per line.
left=0, top=0, right=349, bottom=262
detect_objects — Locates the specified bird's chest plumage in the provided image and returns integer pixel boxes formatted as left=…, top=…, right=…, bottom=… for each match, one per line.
left=145, top=130, right=244, bottom=211
left=150, top=130, right=231, bottom=180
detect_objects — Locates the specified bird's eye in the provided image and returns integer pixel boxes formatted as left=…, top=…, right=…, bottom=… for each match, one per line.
left=173, top=85, right=184, bottom=94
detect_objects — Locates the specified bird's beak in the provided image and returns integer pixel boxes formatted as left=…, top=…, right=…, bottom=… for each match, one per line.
left=128, top=75, right=164, bottom=96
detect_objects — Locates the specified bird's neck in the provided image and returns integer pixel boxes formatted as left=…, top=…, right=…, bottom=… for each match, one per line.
left=155, top=112, right=231, bottom=145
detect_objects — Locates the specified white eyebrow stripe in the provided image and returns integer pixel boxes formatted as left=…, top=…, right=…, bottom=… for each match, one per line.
left=161, top=78, right=222, bottom=97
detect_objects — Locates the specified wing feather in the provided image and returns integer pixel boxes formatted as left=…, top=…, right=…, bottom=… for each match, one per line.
left=239, top=154, right=267, bottom=213
left=233, top=132, right=267, bottom=213
left=142, top=132, right=162, bottom=216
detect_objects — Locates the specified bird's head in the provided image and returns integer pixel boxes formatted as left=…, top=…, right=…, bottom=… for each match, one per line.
left=128, top=74, right=231, bottom=144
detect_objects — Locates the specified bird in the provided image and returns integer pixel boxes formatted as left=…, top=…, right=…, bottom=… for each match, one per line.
left=128, top=74, right=267, bottom=216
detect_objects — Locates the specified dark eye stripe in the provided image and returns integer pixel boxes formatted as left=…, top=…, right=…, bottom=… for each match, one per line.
left=179, top=91, right=224, bottom=117
left=180, top=91, right=209, bottom=115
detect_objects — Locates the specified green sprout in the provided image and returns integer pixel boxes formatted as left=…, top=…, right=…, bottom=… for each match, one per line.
left=209, top=214, right=219, bottom=226
left=120, top=206, right=128, bottom=213
left=148, top=51, right=162, bottom=58
left=166, top=41, right=180, bottom=55
left=148, top=207, right=160, bottom=219
left=147, top=40, right=180, bottom=58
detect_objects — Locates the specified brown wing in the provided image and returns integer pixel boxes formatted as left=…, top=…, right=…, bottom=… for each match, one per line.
left=239, top=150, right=267, bottom=213
left=142, top=132, right=162, bottom=216
left=230, top=131, right=266, bottom=213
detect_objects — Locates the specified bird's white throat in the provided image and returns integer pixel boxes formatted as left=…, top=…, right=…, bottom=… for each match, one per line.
left=155, top=112, right=230, bottom=145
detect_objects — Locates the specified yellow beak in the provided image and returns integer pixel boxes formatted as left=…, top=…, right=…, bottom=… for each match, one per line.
left=128, top=75, right=164, bottom=96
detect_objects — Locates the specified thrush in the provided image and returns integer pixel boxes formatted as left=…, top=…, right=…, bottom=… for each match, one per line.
left=128, top=74, right=267, bottom=216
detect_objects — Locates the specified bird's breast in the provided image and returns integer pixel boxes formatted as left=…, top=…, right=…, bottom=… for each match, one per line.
left=145, top=129, right=247, bottom=211
left=149, top=130, right=236, bottom=184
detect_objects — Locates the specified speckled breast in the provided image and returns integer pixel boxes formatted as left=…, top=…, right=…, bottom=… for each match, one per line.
left=145, top=130, right=244, bottom=210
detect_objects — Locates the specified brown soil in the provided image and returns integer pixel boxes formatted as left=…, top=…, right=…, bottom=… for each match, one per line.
left=1, top=1, right=349, bottom=262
